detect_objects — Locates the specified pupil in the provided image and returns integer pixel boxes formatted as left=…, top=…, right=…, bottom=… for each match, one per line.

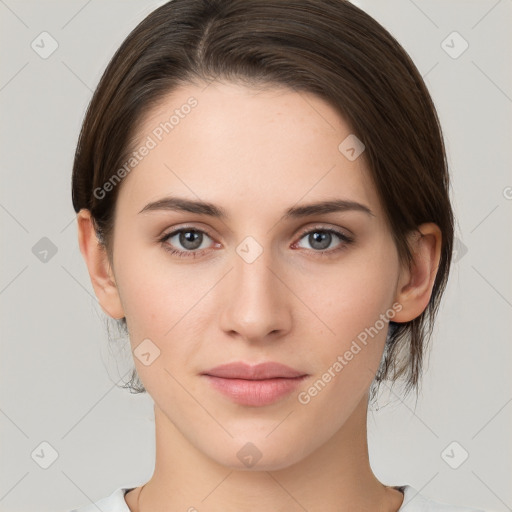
left=311, top=231, right=330, bottom=250
left=181, top=230, right=201, bottom=250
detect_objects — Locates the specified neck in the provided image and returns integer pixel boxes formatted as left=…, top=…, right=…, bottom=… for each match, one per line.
left=128, top=394, right=403, bottom=512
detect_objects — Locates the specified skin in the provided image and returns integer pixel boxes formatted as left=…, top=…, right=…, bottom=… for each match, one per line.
left=78, top=81, right=441, bottom=512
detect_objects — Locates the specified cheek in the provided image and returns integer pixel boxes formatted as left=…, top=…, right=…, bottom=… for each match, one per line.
left=295, top=277, right=395, bottom=421
left=294, top=242, right=399, bottom=398
left=299, top=245, right=398, bottom=344
left=113, top=226, right=200, bottom=332
left=116, top=261, right=205, bottom=397
left=119, top=264, right=200, bottom=340
left=113, top=244, right=218, bottom=386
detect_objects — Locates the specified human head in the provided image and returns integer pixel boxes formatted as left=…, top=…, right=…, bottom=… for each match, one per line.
left=72, top=0, right=453, bottom=404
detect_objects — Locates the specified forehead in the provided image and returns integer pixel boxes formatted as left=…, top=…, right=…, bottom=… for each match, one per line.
left=117, top=81, right=381, bottom=220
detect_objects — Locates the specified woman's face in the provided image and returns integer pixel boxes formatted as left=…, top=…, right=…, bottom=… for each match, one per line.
left=109, top=81, right=403, bottom=469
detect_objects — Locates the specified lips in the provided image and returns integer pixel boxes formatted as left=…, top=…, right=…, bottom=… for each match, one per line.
left=201, top=362, right=308, bottom=407
left=202, top=362, right=307, bottom=380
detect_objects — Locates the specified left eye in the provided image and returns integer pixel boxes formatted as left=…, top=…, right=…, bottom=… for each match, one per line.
left=294, top=228, right=353, bottom=252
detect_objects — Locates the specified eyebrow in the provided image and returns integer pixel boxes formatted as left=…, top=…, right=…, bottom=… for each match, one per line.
left=138, top=196, right=374, bottom=219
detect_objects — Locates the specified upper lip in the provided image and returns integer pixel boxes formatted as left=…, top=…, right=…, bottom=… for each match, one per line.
left=202, top=362, right=307, bottom=380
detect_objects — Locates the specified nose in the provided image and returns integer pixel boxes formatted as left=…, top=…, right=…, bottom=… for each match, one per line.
left=219, top=243, right=292, bottom=344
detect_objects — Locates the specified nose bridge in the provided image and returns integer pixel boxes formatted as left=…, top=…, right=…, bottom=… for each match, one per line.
left=235, top=241, right=275, bottom=297
left=219, top=236, right=291, bottom=340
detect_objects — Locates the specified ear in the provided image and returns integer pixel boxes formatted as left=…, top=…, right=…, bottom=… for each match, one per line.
left=392, top=222, right=442, bottom=323
left=76, top=209, right=125, bottom=320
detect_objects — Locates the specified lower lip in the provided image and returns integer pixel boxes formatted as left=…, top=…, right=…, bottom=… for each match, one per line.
left=203, top=375, right=308, bottom=406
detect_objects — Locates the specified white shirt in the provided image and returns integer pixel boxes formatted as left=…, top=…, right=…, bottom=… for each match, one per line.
left=69, top=484, right=485, bottom=511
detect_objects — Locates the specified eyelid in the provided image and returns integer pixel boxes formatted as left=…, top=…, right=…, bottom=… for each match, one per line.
left=159, top=223, right=216, bottom=241
left=294, top=223, right=354, bottom=241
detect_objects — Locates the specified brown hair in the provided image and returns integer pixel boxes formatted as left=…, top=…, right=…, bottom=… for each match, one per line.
left=72, top=0, right=454, bottom=401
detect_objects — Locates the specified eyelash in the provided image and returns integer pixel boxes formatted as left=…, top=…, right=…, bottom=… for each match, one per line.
left=158, top=225, right=354, bottom=259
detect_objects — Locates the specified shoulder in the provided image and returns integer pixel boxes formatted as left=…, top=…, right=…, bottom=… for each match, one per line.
left=397, top=484, right=486, bottom=512
left=69, top=486, right=133, bottom=512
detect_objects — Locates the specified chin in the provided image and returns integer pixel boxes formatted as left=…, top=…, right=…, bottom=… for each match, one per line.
left=201, top=434, right=316, bottom=472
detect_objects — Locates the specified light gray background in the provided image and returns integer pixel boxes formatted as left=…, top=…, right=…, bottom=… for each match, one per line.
left=0, top=1, right=511, bottom=511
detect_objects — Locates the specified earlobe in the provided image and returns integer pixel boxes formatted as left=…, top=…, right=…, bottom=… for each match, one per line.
left=76, top=209, right=125, bottom=320
left=392, top=223, right=442, bottom=323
